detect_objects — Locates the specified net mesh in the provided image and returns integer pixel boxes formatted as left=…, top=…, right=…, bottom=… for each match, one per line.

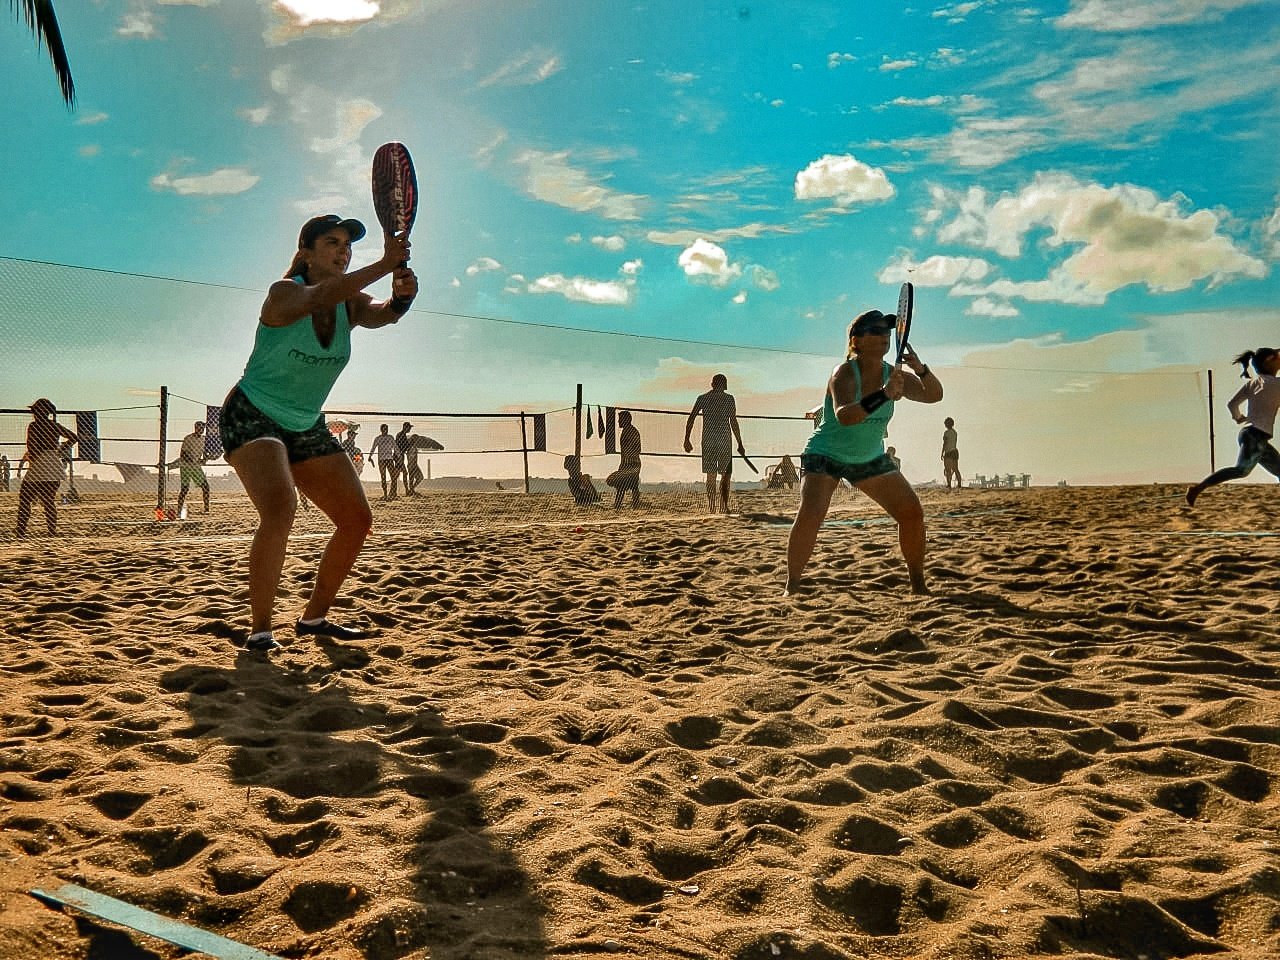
left=1, top=255, right=1228, bottom=542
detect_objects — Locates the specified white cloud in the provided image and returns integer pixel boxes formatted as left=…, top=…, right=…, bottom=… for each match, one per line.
left=75, top=111, right=109, bottom=125
left=889, top=95, right=949, bottom=108
left=527, top=274, right=632, bottom=306
left=880, top=57, right=920, bottom=72
left=933, top=1, right=988, bottom=20
left=513, top=149, right=643, bottom=220
left=931, top=173, right=1266, bottom=301
left=827, top=52, right=856, bottom=69
left=678, top=239, right=742, bottom=287
left=239, top=105, right=271, bottom=125
left=621, top=259, right=643, bottom=275
left=878, top=254, right=992, bottom=286
left=79, top=145, right=101, bottom=158
left=117, top=10, right=157, bottom=38
left=662, top=70, right=699, bottom=84
left=274, top=0, right=379, bottom=27
left=592, top=235, right=626, bottom=252
left=965, top=297, right=1020, bottom=317
left=151, top=166, right=259, bottom=196
left=794, top=154, right=895, bottom=207
left=479, top=50, right=563, bottom=88
left=270, top=67, right=384, bottom=213
left=465, top=257, right=502, bottom=276
left=732, top=291, right=748, bottom=304
left=1265, top=200, right=1280, bottom=258
left=646, top=222, right=794, bottom=246
left=748, top=264, right=780, bottom=292
left=1057, top=0, right=1264, bottom=31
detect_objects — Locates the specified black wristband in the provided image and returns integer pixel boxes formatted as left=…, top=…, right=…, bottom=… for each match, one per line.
left=859, top=389, right=889, bottom=414
left=388, top=295, right=414, bottom=316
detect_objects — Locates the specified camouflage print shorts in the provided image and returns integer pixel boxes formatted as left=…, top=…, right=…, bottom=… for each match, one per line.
left=219, top=386, right=342, bottom=464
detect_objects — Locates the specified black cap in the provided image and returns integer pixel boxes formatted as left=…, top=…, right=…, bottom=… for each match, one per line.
left=298, top=214, right=366, bottom=248
left=849, top=309, right=896, bottom=337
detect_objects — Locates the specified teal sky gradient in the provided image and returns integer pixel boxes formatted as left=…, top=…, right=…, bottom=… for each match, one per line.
left=3, top=0, right=1278, bottom=483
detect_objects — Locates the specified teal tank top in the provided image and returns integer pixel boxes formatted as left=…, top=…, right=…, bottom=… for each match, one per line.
left=237, top=280, right=351, bottom=432
left=804, top=359, right=894, bottom=464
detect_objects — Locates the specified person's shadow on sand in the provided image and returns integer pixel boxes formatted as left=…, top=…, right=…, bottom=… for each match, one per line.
left=161, top=648, right=547, bottom=960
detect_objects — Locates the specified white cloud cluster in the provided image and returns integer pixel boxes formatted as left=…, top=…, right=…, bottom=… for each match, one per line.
left=931, top=173, right=1267, bottom=302
left=239, top=105, right=271, bottom=125
left=465, top=257, right=502, bottom=276
left=274, top=0, right=378, bottom=26
left=1057, top=0, right=1263, bottom=31
left=527, top=274, right=632, bottom=306
left=794, top=154, right=894, bottom=207
left=1265, top=200, right=1280, bottom=259
left=514, top=149, right=643, bottom=220
left=880, top=57, right=919, bottom=72
left=677, top=239, right=742, bottom=287
left=592, top=235, right=626, bottom=252
left=878, top=254, right=991, bottom=286
left=479, top=50, right=563, bottom=88
left=827, top=52, right=856, bottom=69
left=965, top=297, right=1020, bottom=318
left=151, top=166, right=259, bottom=196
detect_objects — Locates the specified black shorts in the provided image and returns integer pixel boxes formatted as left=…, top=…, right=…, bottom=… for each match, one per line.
left=801, top=452, right=898, bottom=485
left=219, top=386, right=342, bottom=464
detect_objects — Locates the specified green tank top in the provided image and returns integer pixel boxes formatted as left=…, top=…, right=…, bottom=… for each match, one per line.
left=804, top=359, right=894, bottom=464
left=237, top=280, right=351, bottom=432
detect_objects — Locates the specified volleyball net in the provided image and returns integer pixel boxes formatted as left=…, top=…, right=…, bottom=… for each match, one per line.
left=0, top=254, right=1228, bottom=541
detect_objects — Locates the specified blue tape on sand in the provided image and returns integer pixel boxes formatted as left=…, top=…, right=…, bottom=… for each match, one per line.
left=1161, top=531, right=1280, bottom=537
left=30, top=883, right=284, bottom=960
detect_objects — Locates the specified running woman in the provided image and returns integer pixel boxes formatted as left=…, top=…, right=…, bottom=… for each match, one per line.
left=1186, top=347, right=1280, bottom=508
left=785, top=308, right=943, bottom=596
left=220, top=215, right=417, bottom=651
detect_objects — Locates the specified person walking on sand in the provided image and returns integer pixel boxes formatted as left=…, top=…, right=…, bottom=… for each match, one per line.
left=219, top=214, right=417, bottom=652
left=1186, top=347, right=1280, bottom=508
left=176, top=421, right=212, bottom=516
left=370, top=423, right=399, bottom=500
left=606, top=409, right=642, bottom=509
left=1, top=454, right=10, bottom=492
left=941, top=417, right=961, bottom=491
left=16, top=398, right=78, bottom=538
left=785, top=308, right=943, bottom=596
left=684, top=373, right=747, bottom=514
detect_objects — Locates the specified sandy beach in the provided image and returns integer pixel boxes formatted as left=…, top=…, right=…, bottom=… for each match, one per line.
left=1, top=484, right=1277, bottom=959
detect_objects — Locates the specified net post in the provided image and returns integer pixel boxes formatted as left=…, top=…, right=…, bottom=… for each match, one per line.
left=157, top=385, right=169, bottom=512
left=574, top=384, right=583, bottom=463
left=1207, top=369, right=1215, bottom=473
left=520, top=412, right=530, bottom=495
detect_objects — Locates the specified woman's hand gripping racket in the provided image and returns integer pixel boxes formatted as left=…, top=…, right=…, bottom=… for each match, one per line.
left=893, top=281, right=913, bottom=370
left=372, top=142, right=418, bottom=266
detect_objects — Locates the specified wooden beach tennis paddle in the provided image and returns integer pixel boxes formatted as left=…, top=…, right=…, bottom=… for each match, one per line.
left=894, top=281, right=913, bottom=368
left=740, top=453, right=759, bottom=474
left=371, top=142, right=418, bottom=264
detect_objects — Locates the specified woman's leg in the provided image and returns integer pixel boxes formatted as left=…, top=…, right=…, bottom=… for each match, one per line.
left=227, top=440, right=298, bottom=634
left=857, top=471, right=928, bottom=594
left=15, top=478, right=35, bottom=536
left=785, top=471, right=838, bottom=594
left=39, top=482, right=59, bottom=535
left=291, top=452, right=373, bottom=622
left=1187, top=431, right=1264, bottom=506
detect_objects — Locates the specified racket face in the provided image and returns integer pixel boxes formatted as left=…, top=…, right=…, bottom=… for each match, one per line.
left=895, top=281, right=913, bottom=363
left=372, top=142, right=418, bottom=238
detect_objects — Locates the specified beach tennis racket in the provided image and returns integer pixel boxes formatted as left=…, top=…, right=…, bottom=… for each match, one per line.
left=894, top=281, right=913, bottom=367
left=740, top=453, right=759, bottom=474
left=372, top=142, right=418, bottom=264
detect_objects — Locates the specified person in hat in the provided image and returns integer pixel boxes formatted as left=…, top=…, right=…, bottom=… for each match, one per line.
left=219, top=214, right=417, bottom=651
left=16, top=398, right=78, bottom=538
left=784, top=308, right=942, bottom=596
left=1186, top=347, right=1280, bottom=508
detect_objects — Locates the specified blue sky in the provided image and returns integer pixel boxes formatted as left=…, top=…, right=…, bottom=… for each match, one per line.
left=2, top=0, right=1278, bottom=483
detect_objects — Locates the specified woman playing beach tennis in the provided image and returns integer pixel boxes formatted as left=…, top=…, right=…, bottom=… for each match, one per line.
left=221, top=215, right=417, bottom=651
left=785, top=309, right=942, bottom=596
left=1186, top=347, right=1280, bottom=509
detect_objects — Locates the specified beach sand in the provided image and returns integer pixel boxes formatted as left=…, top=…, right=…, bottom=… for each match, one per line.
left=1, top=484, right=1277, bottom=959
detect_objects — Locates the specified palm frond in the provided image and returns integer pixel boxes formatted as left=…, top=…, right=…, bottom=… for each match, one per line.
left=11, top=0, right=75, bottom=106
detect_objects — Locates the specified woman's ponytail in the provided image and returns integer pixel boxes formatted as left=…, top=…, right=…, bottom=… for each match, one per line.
left=1232, top=350, right=1256, bottom=378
